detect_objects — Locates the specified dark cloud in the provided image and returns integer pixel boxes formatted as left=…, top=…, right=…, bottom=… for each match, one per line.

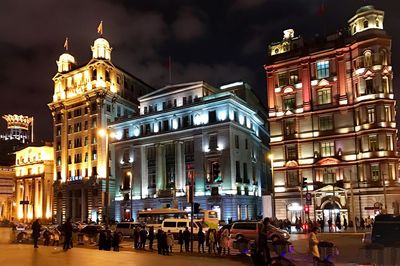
left=0, top=0, right=398, bottom=140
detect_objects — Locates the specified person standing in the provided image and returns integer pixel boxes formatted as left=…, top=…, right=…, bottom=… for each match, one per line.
left=343, top=217, right=348, bottom=231
left=220, top=228, right=230, bottom=255
left=133, top=227, right=140, bottom=249
left=148, top=226, right=155, bottom=251
left=258, top=217, right=271, bottom=264
left=198, top=227, right=205, bottom=253
left=208, top=229, right=216, bottom=254
left=52, top=228, right=60, bottom=246
left=156, top=229, right=163, bottom=255
left=139, top=227, right=148, bottom=249
left=183, top=227, right=190, bottom=252
left=63, top=218, right=73, bottom=251
left=98, top=230, right=106, bottom=250
left=32, top=219, right=41, bottom=248
left=161, top=231, right=169, bottom=255
left=112, top=231, right=120, bottom=251
left=178, top=230, right=184, bottom=252
left=328, top=218, right=333, bottom=232
left=309, top=227, right=320, bottom=261
left=167, top=230, right=174, bottom=253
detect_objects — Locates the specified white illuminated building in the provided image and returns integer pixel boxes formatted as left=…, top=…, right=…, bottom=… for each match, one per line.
left=110, top=81, right=270, bottom=222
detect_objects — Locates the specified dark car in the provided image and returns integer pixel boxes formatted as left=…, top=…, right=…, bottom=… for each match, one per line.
left=369, top=214, right=400, bottom=246
left=80, top=225, right=104, bottom=237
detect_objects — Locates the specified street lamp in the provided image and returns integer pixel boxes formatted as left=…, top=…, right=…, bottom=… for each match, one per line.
left=268, top=154, right=275, bottom=218
left=98, top=128, right=115, bottom=226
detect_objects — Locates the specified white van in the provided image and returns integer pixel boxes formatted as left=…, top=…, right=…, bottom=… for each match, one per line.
left=161, top=219, right=206, bottom=238
left=115, top=222, right=141, bottom=238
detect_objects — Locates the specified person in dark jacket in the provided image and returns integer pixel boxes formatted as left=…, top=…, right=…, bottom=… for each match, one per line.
left=105, top=230, right=112, bottom=251
left=139, top=227, right=148, bottom=249
left=63, top=218, right=73, bottom=251
left=32, top=219, right=41, bottom=248
left=183, top=227, right=191, bottom=252
left=198, top=227, right=205, bottom=253
left=133, top=227, right=140, bottom=249
left=178, top=230, right=184, bottom=252
left=98, top=230, right=106, bottom=250
left=161, top=231, right=169, bottom=255
left=112, top=231, right=120, bottom=251
left=156, top=229, right=163, bottom=254
left=148, top=226, right=155, bottom=251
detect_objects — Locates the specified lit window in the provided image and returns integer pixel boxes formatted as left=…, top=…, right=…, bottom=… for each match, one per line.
left=284, top=119, right=296, bottom=136
left=368, top=135, right=378, bottom=151
left=319, top=116, right=333, bottom=131
left=286, top=144, right=297, bottom=160
left=283, top=96, right=295, bottom=111
left=317, top=88, right=331, bottom=105
left=323, top=170, right=335, bottom=184
left=371, top=164, right=380, bottom=181
left=320, top=141, right=335, bottom=157
left=365, top=79, right=374, bottom=94
left=386, top=135, right=393, bottom=151
left=384, top=106, right=392, bottom=121
left=278, top=73, right=288, bottom=87
left=364, top=50, right=372, bottom=67
left=367, top=107, right=375, bottom=124
left=287, top=170, right=299, bottom=187
left=316, top=61, right=329, bottom=79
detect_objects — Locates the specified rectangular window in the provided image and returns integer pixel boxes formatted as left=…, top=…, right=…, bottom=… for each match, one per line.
left=323, top=171, right=335, bottom=184
left=245, top=139, right=248, bottom=149
left=319, top=116, right=333, bottom=131
left=235, top=135, right=239, bottom=149
left=278, top=73, right=288, bottom=87
left=387, top=135, right=393, bottom=151
left=316, top=60, right=330, bottom=79
left=183, top=97, right=187, bottom=105
left=209, top=134, right=218, bottom=151
left=371, top=164, right=380, bottom=181
left=235, top=161, right=241, bottom=182
left=369, top=135, right=378, bottom=151
left=91, top=118, right=97, bottom=128
left=283, top=96, right=295, bottom=111
left=384, top=105, right=392, bottom=122
left=321, top=141, right=335, bottom=157
left=287, top=170, right=299, bottom=187
left=56, top=126, right=61, bottom=136
left=366, top=79, right=374, bottom=94
left=284, top=119, right=296, bottom=136
left=84, top=121, right=88, bottom=130
left=243, top=163, right=249, bottom=183
left=317, top=88, right=332, bottom=105
left=367, top=107, right=375, bottom=123
left=209, top=110, right=217, bottom=123
left=92, top=149, right=97, bottom=160
left=286, top=144, right=298, bottom=160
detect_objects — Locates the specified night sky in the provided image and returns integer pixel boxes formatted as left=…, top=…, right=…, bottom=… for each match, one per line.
left=0, top=0, right=398, bottom=141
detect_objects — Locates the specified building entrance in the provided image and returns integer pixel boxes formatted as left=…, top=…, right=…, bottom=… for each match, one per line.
left=316, top=201, right=348, bottom=231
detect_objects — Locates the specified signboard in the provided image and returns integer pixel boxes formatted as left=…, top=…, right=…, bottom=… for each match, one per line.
left=305, top=192, right=312, bottom=205
left=19, top=200, right=29, bottom=205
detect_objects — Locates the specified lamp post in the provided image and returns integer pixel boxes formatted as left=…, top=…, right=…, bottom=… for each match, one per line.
left=98, top=128, right=114, bottom=227
left=268, top=154, right=275, bottom=218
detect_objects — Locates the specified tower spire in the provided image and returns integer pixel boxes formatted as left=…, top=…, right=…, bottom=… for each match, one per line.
left=97, top=21, right=103, bottom=37
left=63, top=37, right=69, bottom=51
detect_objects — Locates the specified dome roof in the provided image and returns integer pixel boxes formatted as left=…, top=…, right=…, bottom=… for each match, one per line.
left=356, top=5, right=375, bottom=14
left=93, top=37, right=110, bottom=48
left=58, top=53, right=75, bottom=63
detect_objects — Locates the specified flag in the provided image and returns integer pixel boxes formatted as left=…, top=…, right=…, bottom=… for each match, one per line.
left=63, top=37, right=68, bottom=51
left=97, top=21, right=103, bottom=36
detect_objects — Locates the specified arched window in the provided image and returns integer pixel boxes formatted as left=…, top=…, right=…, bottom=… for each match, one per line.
left=353, top=26, right=357, bottom=34
left=380, top=49, right=388, bottom=65
left=363, top=20, right=369, bottom=29
left=364, top=50, right=372, bottom=67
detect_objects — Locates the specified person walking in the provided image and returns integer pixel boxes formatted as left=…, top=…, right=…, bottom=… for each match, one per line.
left=309, top=227, right=320, bottom=262
left=183, top=227, right=190, bottom=252
left=208, top=229, right=216, bottom=254
left=167, top=230, right=174, bottom=253
left=63, top=218, right=73, bottom=251
left=178, top=230, right=184, bottom=252
left=148, top=226, right=155, bottom=251
left=32, top=219, right=41, bottom=248
left=197, top=227, right=205, bottom=253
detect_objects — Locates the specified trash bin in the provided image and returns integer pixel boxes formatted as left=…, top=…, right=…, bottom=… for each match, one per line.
left=318, top=241, right=335, bottom=261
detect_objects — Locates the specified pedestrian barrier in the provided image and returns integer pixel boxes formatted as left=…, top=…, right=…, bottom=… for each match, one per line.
left=361, top=244, right=400, bottom=265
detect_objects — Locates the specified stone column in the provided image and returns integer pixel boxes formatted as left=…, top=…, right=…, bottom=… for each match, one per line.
left=140, top=146, right=148, bottom=198
left=81, top=188, right=87, bottom=222
left=156, top=144, right=165, bottom=190
left=337, top=52, right=348, bottom=104
left=266, top=67, right=276, bottom=113
left=301, top=60, right=311, bottom=111
left=175, top=141, right=184, bottom=192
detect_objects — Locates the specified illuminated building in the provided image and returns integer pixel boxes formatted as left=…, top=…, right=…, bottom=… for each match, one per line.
left=14, top=143, right=54, bottom=222
left=1, top=115, right=33, bottom=143
left=0, top=166, right=15, bottom=221
left=110, top=81, right=270, bottom=222
left=266, top=5, right=399, bottom=222
left=48, top=35, right=153, bottom=223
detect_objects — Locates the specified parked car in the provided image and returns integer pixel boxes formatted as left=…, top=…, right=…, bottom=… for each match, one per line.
left=115, top=222, right=141, bottom=238
left=363, top=214, right=400, bottom=246
left=79, top=224, right=104, bottom=237
left=161, top=219, right=205, bottom=239
left=228, top=221, right=290, bottom=242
